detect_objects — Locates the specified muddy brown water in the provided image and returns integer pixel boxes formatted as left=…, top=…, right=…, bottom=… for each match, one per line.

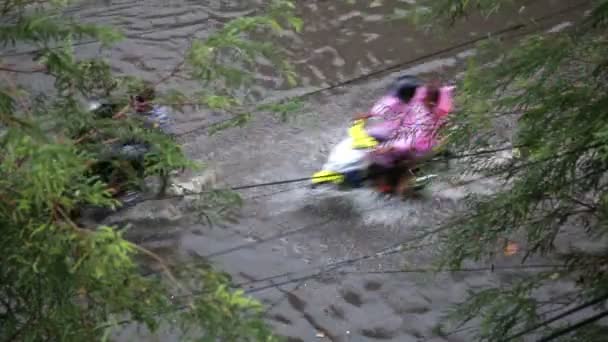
left=1, top=0, right=593, bottom=341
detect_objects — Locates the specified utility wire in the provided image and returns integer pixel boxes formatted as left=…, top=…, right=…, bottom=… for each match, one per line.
left=105, top=4, right=602, bottom=340
left=139, top=141, right=605, bottom=281
left=242, top=183, right=311, bottom=201
left=141, top=259, right=566, bottom=331
left=203, top=201, right=394, bottom=259
left=2, top=2, right=587, bottom=141
left=148, top=1, right=592, bottom=138
left=140, top=144, right=602, bottom=279
left=4, top=0, right=598, bottom=336
left=133, top=260, right=573, bottom=332
left=235, top=253, right=568, bottom=295
left=139, top=199, right=397, bottom=280
left=503, top=293, right=608, bottom=341
left=140, top=144, right=518, bottom=204
left=231, top=241, right=423, bottom=289
left=140, top=205, right=578, bottom=325
left=262, top=278, right=308, bottom=315
left=50, top=0, right=594, bottom=324
left=229, top=213, right=589, bottom=295
left=123, top=176, right=393, bottom=279
left=537, top=310, right=608, bottom=342
left=296, top=1, right=591, bottom=99
left=239, top=263, right=567, bottom=295
left=340, top=264, right=566, bottom=275
left=229, top=222, right=554, bottom=292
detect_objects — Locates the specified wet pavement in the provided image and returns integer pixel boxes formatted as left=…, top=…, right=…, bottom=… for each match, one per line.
left=1, top=0, right=592, bottom=340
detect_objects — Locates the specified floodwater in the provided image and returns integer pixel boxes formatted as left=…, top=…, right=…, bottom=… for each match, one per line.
left=1, top=0, right=592, bottom=341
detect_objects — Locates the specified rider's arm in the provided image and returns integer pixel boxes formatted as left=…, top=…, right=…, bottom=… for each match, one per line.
left=354, top=112, right=372, bottom=120
left=436, top=86, right=454, bottom=117
left=374, top=135, right=408, bottom=155
left=356, top=96, right=397, bottom=121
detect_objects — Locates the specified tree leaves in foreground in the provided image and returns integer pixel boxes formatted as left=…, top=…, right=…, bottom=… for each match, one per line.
left=413, top=1, right=608, bottom=341
left=0, top=0, right=300, bottom=340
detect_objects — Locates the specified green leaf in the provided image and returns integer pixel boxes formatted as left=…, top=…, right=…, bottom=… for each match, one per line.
left=0, top=1, right=286, bottom=341
left=287, top=16, right=303, bottom=33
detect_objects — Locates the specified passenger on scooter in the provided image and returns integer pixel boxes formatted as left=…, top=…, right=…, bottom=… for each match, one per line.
left=311, top=75, right=452, bottom=191
left=371, top=83, right=454, bottom=195
left=354, top=75, right=422, bottom=142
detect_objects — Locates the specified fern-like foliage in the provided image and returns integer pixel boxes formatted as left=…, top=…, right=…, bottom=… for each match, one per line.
left=403, top=1, right=608, bottom=341
left=0, top=0, right=301, bottom=340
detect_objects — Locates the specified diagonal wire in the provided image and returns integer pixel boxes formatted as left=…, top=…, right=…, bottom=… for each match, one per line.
left=242, top=183, right=311, bottom=201
left=203, top=200, right=395, bottom=259
left=142, top=231, right=576, bottom=329
left=339, top=264, right=567, bottom=275
left=137, top=140, right=607, bottom=281
left=139, top=143, right=521, bottom=204
left=536, top=310, right=608, bottom=342
left=140, top=141, right=607, bottom=274
left=288, top=1, right=592, bottom=100
left=238, top=255, right=568, bottom=295
left=160, top=1, right=592, bottom=138
left=503, top=293, right=608, bottom=341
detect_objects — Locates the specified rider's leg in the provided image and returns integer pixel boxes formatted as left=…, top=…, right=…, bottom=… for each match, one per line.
left=395, top=160, right=416, bottom=196
left=395, top=148, right=439, bottom=196
left=377, top=175, right=393, bottom=193
left=368, top=158, right=395, bottom=193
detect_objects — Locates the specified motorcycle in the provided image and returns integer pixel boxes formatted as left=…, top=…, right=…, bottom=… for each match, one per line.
left=311, top=119, right=439, bottom=194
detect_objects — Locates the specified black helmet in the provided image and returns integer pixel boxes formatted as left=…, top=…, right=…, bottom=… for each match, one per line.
left=389, top=75, right=422, bottom=103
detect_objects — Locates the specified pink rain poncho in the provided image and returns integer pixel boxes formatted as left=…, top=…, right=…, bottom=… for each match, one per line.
left=367, top=85, right=454, bottom=167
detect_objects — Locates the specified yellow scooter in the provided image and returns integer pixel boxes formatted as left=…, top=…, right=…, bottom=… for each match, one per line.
left=311, top=120, right=438, bottom=192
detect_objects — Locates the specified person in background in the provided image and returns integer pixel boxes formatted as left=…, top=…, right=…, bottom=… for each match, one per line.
left=127, top=84, right=173, bottom=134
left=108, top=83, right=175, bottom=194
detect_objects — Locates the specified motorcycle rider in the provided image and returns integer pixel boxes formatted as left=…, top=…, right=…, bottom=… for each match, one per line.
left=352, top=75, right=439, bottom=194
left=313, top=75, right=453, bottom=194
left=354, top=75, right=422, bottom=141
left=371, top=82, right=454, bottom=195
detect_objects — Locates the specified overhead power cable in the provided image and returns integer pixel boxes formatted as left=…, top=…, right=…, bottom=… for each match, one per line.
left=142, top=144, right=519, bottom=203
left=203, top=201, right=394, bottom=259
left=171, top=0, right=590, bottom=136
left=536, top=310, right=608, bottom=342
left=503, top=293, right=608, bottom=341
left=296, top=1, right=591, bottom=99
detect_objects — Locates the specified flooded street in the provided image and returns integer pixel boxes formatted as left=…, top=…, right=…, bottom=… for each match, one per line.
left=1, top=0, right=591, bottom=340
